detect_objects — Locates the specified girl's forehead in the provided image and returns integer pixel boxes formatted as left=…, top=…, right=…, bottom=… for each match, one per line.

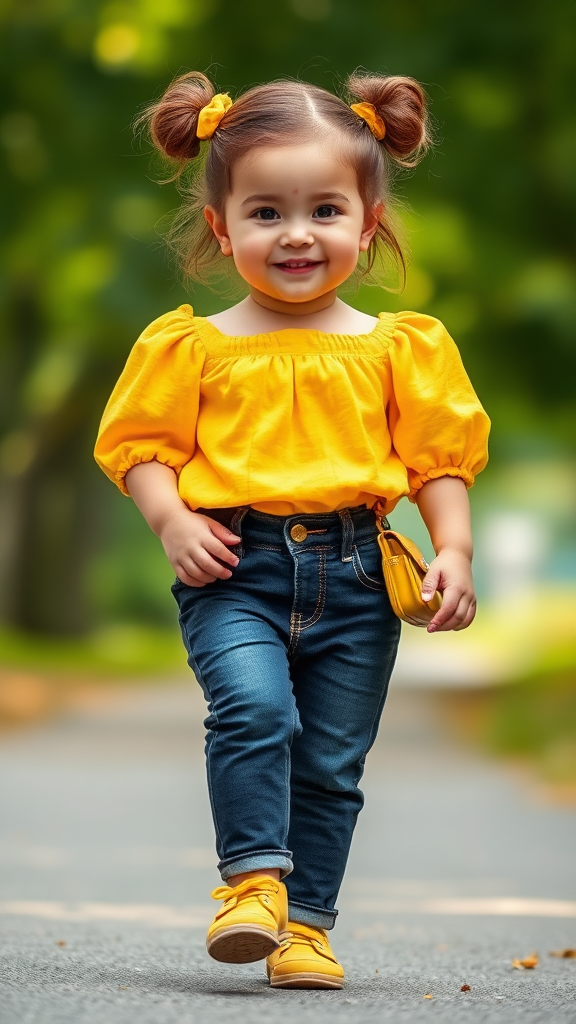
left=229, top=142, right=359, bottom=197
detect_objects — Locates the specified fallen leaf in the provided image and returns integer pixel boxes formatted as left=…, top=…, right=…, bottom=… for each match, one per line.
left=374, top=968, right=379, bottom=974
left=549, top=949, right=576, bottom=958
left=55, top=940, right=66, bottom=948
left=118, top=985, right=129, bottom=990
left=512, top=952, right=538, bottom=969
left=461, top=984, right=471, bottom=992
left=423, top=993, right=433, bottom=999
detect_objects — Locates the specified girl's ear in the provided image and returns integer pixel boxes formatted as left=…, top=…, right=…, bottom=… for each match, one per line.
left=204, top=206, right=233, bottom=256
left=359, top=202, right=383, bottom=252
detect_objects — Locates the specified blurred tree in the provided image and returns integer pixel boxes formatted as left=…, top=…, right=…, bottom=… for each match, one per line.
left=0, top=0, right=574, bottom=633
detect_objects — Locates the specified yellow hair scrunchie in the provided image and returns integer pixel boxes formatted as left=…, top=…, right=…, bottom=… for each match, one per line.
left=196, top=93, right=233, bottom=140
left=350, top=101, right=386, bottom=141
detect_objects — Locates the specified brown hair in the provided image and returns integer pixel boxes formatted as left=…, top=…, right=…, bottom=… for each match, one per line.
left=139, top=71, right=430, bottom=289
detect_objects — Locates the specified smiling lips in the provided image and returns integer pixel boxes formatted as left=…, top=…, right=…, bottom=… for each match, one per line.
left=274, top=259, right=323, bottom=274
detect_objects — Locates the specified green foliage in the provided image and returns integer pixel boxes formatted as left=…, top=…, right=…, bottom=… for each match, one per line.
left=1, top=0, right=575, bottom=633
left=485, top=664, right=576, bottom=783
left=0, top=622, right=185, bottom=676
left=444, top=635, right=576, bottom=783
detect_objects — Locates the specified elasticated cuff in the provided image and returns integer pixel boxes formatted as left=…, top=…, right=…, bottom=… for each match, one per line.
left=408, top=465, right=475, bottom=503
left=114, top=454, right=184, bottom=496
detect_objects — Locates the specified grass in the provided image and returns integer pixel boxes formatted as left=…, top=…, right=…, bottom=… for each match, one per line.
left=441, top=653, right=576, bottom=787
left=0, top=623, right=186, bottom=678
left=486, top=671, right=576, bottom=781
left=404, top=586, right=576, bottom=787
left=0, top=623, right=189, bottom=729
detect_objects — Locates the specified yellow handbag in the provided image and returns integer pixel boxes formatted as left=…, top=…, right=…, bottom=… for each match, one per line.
left=374, top=512, right=442, bottom=627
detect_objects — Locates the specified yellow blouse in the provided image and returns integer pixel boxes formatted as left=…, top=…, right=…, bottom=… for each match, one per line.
left=94, top=304, right=490, bottom=515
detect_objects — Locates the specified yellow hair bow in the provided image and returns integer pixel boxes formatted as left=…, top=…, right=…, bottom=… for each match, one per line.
left=196, top=93, right=233, bottom=140
left=350, top=102, right=386, bottom=141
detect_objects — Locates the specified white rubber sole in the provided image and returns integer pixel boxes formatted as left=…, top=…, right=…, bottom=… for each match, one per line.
left=207, top=924, right=280, bottom=964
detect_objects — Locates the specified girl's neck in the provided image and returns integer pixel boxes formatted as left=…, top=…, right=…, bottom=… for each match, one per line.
left=205, top=293, right=379, bottom=337
left=249, top=287, right=338, bottom=318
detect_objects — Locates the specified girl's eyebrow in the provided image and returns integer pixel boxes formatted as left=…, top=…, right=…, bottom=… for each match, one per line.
left=310, top=191, right=351, bottom=204
left=241, top=193, right=281, bottom=206
left=241, top=191, right=351, bottom=206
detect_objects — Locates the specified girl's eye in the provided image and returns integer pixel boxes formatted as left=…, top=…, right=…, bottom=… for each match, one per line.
left=253, top=208, right=280, bottom=221
left=314, top=205, right=339, bottom=219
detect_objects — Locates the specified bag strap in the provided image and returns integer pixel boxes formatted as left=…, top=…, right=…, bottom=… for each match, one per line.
left=372, top=498, right=388, bottom=524
left=372, top=500, right=430, bottom=571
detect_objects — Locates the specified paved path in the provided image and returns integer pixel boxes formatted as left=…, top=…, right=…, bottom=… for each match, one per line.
left=1, top=680, right=576, bottom=1023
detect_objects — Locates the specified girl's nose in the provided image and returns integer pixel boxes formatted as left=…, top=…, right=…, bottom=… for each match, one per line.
left=279, top=221, right=315, bottom=247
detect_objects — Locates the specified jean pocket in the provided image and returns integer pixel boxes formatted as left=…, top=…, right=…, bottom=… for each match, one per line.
left=351, top=543, right=386, bottom=592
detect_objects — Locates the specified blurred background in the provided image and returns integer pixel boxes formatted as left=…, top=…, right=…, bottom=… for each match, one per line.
left=1, top=0, right=575, bottom=784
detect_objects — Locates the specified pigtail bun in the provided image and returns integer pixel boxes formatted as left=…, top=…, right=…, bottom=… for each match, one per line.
left=142, top=71, right=215, bottom=162
left=347, top=73, right=430, bottom=167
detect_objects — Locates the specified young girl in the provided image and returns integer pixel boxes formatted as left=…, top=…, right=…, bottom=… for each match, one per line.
left=95, top=71, right=490, bottom=989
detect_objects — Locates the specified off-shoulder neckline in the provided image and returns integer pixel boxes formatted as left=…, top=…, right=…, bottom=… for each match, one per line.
left=178, top=304, right=394, bottom=342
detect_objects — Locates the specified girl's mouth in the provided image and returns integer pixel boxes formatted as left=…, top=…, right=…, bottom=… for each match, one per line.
left=274, top=260, right=323, bottom=275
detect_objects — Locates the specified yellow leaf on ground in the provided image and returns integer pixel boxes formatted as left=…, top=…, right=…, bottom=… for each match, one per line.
left=512, top=952, right=539, bottom=969
left=549, top=949, right=576, bottom=958
left=423, top=993, right=433, bottom=999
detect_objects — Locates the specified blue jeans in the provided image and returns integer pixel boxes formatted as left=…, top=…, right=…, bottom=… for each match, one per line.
left=171, top=504, right=400, bottom=929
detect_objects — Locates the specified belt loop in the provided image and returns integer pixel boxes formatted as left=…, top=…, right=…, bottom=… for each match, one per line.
left=338, top=508, right=354, bottom=562
left=230, top=505, right=250, bottom=558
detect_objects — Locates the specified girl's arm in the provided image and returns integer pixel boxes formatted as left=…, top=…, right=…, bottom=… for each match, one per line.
left=125, top=462, right=241, bottom=587
left=415, top=476, right=476, bottom=633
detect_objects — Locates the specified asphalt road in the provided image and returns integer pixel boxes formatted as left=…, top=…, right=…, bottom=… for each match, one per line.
left=1, top=679, right=576, bottom=1023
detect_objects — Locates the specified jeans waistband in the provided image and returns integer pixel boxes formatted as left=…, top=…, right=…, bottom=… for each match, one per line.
left=195, top=505, right=390, bottom=561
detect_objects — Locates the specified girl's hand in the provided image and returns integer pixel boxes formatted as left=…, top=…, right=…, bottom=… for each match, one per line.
left=160, top=509, right=241, bottom=587
left=421, top=548, right=477, bottom=633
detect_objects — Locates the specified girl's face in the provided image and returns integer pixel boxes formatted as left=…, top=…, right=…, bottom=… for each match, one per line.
left=205, top=142, right=380, bottom=309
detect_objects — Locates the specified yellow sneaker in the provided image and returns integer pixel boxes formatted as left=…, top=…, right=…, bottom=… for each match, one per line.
left=207, top=876, right=288, bottom=964
left=266, top=921, right=345, bottom=988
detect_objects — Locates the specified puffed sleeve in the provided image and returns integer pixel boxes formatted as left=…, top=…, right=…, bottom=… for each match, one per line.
left=386, top=312, right=490, bottom=500
left=94, top=305, right=205, bottom=495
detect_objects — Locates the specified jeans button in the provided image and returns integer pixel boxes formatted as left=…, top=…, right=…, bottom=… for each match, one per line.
left=290, top=523, right=308, bottom=542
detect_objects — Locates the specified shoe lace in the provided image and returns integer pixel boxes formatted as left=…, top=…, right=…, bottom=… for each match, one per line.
left=211, top=876, right=281, bottom=907
left=278, top=922, right=334, bottom=959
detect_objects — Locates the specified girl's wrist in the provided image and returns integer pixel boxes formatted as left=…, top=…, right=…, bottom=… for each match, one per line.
left=155, top=503, right=197, bottom=540
left=433, top=544, right=473, bottom=562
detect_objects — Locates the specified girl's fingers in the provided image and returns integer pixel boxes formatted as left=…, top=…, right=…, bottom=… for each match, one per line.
left=421, top=568, right=440, bottom=601
left=429, top=592, right=472, bottom=632
left=427, top=585, right=460, bottom=630
left=205, top=518, right=242, bottom=547
left=438, top=596, right=469, bottom=632
left=179, top=552, right=222, bottom=583
left=453, top=599, right=477, bottom=631
left=204, top=533, right=240, bottom=567
left=175, top=563, right=214, bottom=588
left=189, top=547, right=235, bottom=580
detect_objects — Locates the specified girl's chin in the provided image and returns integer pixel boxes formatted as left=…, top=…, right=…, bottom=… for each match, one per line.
left=268, top=290, right=333, bottom=305
left=260, top=278, right=338, bottom=301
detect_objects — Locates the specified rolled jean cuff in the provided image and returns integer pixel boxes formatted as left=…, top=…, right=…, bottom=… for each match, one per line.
left=288, top=899, right=338, bottom=931
left=218, top=851, right=293, bottom=881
